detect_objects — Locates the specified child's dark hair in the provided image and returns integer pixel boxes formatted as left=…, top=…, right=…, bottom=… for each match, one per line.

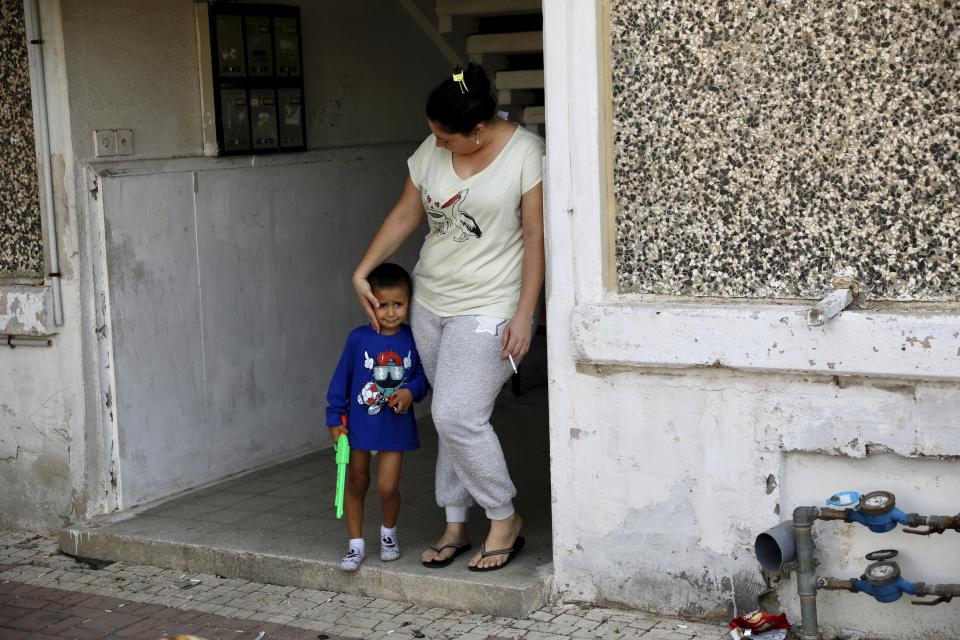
left=368, top=263, right=412, bottom=295
left=425, top=63, right=496, bottom=134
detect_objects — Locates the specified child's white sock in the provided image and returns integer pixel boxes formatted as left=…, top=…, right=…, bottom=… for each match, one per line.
left=340, top=538, right=365, bottom=572
left=380, top=525, right=400, bottom=561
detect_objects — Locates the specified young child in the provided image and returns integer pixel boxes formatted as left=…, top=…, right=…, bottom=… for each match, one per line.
left=325, top=263, right=429, bottom=572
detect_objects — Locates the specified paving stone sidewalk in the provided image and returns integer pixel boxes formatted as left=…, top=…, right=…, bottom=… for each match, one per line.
left=0, top=530, right=729, bottom=640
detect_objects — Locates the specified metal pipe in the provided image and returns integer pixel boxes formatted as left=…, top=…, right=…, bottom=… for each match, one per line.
left=813, top=507, right=849, bottom=521
left=23, top=0, right=64, bottom=326
left=793, top=506, right=820, bottom=640
left=4, top=335, right=53, bottom=347
left=906, top=513, right=959, bottom=530
left=915, top=583, right=960, bottom=598
left=817, top=577, right=856, bottom=592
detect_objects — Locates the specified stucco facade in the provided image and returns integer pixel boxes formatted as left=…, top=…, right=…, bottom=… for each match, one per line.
left=543, top=2, right=959, bottom=638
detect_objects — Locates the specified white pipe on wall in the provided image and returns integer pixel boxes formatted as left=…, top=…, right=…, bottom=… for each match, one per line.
left=23, top=0, right=64, bottom=326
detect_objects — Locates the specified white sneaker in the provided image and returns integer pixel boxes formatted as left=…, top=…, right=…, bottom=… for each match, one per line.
left=340, top=546, right=364, bottom=572
left=380, top=533, right=400, bottom=561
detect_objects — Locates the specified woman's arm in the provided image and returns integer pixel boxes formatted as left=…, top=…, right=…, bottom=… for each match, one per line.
left=501, top=182, right=544, bottom=360
left=353, top=176, right=425, bottom=330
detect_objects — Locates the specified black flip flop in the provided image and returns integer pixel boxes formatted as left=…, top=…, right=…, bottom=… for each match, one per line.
left=467, top=536, right=525, bottom=572
left=422, top=543, right=472, bottom=568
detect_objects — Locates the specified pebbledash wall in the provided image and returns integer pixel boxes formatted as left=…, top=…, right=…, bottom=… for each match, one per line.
left=612, top=1, right=958, bottom=300
left=543, top=2, right=958, bottom=638
left=0, top=0, right=42, bottom=279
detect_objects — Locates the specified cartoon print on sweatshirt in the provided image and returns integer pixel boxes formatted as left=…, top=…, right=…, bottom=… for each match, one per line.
left=357, top=350, right=414, bottom=415
left=424, top=189, right=482, bottom=242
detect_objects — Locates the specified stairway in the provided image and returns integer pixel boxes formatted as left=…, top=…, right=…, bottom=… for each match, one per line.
left=436, top=0, right=545, bottom=136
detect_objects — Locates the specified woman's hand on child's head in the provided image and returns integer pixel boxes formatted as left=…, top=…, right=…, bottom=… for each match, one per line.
left=388, top=388, right=413, bottom=414
left=352, top=272, right=382, bottom=333
left=328, top=424, right=348, bottom=443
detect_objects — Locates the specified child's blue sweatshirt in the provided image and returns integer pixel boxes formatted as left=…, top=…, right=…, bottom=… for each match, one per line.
left=325, top=324, right=428, bottom=451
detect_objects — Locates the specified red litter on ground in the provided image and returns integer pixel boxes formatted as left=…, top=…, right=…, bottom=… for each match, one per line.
left=728, top=610, right=791, bottom=639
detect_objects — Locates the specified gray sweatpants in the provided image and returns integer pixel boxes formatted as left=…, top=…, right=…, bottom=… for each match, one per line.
left=411, top=300, right=517, bottom=522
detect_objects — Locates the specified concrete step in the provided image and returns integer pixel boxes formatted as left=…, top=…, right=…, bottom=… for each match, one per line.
left=467, top=31, right=542, bottom=55
left=62, top=515, right=551, bottom=619
left=522, top=105, right=545, bottom=125
left=495, top=69, right=544, bottom=90
left=60, top=389, right=554, bottom=619
left=437, top=0, right=541, bottom=32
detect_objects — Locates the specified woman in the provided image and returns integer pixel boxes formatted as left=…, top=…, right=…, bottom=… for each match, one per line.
left=352, top=63, right=544, bottom=571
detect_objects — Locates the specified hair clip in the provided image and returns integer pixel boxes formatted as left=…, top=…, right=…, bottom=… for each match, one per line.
left=452, top=69, right=468, bottom=94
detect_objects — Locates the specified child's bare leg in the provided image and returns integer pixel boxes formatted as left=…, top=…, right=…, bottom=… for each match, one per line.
left=376, top=451, right=403, bottom=527
left=346, top=450, right=371, bottom=539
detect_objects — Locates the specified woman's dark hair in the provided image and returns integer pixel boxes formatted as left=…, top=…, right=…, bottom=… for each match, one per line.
left=368, top=263, right=412, bottom=295
left=425, top=63, right=497, bottom=134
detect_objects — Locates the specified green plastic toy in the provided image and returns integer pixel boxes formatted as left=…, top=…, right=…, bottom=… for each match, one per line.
left=334, top=416, right=350, bottom=519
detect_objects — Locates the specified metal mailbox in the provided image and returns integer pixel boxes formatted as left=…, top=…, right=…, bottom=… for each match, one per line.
left=209, top=4, right=305, bottom=155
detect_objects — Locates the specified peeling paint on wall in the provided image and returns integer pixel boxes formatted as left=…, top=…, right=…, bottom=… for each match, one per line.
left=0, top=285, right=53, bottom=335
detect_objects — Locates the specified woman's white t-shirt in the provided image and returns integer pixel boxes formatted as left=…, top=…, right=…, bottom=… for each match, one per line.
left=407, top=125, right=545, bottom=319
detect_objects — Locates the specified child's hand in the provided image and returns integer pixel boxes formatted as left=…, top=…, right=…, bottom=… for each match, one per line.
left=388, top=389, right=413, bottom=414
left=329, top=424, right=348, bottom=443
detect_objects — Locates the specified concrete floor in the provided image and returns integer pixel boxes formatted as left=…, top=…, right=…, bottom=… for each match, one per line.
left=62, top=384, right=552, bottom=619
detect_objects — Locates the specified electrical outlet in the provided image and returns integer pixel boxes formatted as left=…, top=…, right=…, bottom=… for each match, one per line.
left=115, top=129, right=133, bottom=155
left=94, top=129, right=116, bottom=157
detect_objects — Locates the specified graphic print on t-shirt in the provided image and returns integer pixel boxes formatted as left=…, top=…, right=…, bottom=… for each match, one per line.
left=424, top=189, right=482, bottom=242
left=357, top=349, right=414, bottom=415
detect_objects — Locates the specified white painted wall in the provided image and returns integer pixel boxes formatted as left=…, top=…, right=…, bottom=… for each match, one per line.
left=0, top=278, right=88, bottom=531
left=543, top=2, right=960, bottom=638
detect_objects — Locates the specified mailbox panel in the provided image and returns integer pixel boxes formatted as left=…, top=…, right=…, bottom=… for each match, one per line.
left=220, top=89, right=251, bottom=152
left=250, top=89, right=279, bottom=150
left=210, top=5, right=305, bottom=156
left=246, top=16, right=274, bottom=77
left=278, top=88, right=304, bottom=148
left=274, top=17, right=301, bottom=77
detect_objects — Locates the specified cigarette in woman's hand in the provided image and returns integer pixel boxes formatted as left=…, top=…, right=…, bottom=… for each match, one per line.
left=508, top=354, right=518, bottom=374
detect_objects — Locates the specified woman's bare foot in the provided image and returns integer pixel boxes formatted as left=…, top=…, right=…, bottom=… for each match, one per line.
left=421, top=522, right=470, bottom=565
left=469, top=513, right=523, bottom=570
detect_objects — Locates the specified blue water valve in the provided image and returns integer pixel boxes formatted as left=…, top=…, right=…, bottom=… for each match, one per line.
left=846, top=491, right=909, bottom=533
left=852, top=557, right=917, bottom=603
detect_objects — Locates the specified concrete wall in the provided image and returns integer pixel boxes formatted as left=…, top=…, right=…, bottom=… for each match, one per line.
left=60, top=0, right=457, bottom=161
left=543, top=3, right=960, bottom=638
